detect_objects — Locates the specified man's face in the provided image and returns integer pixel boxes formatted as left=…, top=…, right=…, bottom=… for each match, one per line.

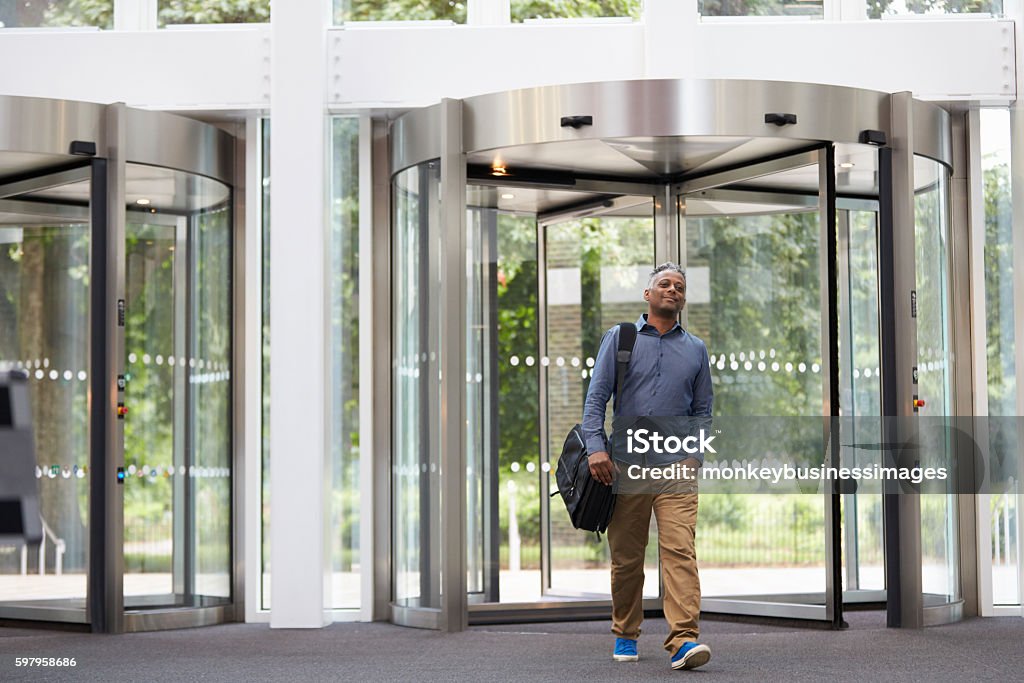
left=644, top=271, right=686, bottom=316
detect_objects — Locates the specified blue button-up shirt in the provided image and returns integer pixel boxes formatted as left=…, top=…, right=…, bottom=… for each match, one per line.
left=582, top=314, right=713, bottom=464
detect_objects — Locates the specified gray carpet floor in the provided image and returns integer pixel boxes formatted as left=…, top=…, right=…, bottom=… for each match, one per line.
left=1, top=611, right=1022, bottom=682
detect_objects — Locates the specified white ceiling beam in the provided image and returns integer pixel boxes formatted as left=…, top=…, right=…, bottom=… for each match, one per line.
left=0, top=19, right=1013, bottom=112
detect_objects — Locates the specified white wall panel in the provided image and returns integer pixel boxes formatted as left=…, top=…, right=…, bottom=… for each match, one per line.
left=0, top=20, right=1013, bottom=111
left=692, top=21, right=1015, bottom=102
left=328, top=20, right=1015, bottom=108
left=0, top=27, right=270, bottom=110
left=328, top=23, right=646, bottom=108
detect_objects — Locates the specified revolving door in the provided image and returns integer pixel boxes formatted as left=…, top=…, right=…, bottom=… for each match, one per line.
left=0, top=97, right=237, bottom=632
left=386, top=80, right=962, bottom=631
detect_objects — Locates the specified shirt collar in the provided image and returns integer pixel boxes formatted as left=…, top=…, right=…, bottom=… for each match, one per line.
left=637, top=313, right=683, bottom=335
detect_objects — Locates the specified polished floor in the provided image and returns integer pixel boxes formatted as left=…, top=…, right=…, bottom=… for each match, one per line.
left=1, top=611, right=1022, bottom=681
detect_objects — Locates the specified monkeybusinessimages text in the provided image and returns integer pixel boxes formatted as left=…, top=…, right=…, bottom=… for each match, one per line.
left=623, top=428, right=949, bottom=484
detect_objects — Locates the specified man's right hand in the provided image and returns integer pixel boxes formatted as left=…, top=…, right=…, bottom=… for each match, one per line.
left=588, top=451, right=616, bottom=486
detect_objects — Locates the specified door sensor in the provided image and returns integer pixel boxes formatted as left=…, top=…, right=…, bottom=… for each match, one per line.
left=69, top=140, right=97, bottom=156
left=764, top=113, right=797, bottom=126
left=560, top=115, right=593, bottom=129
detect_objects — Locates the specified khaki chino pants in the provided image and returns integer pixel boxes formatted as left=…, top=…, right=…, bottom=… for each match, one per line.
left=607, top=484, right=700, bottom=654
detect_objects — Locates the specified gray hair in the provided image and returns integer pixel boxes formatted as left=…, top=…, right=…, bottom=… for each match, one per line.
left=647, top=262, right=686, bottom=290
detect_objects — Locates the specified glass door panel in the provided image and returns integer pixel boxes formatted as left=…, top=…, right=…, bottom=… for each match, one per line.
left=392, top=161, right=442, bottom=614
left=913, top=163, right=959, bottom=605
left=541, top=204, right=658, bottom=600
left=839, top=206, right=885, bottom=596
left=465, top=191, right=659, bottom=608
left=467, top=205, right=543, bottom=605
left=0, top=170, right=92, bottom=622
left=123, top=164, right=233, bottom=610
left=679, top=149, right=840, bottom=621
left=684, top=192, right=828, bottom=606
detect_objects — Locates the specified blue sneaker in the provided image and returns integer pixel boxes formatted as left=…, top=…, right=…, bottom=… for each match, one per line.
left=613, top=637, right=638, bottom=662
left=670, top=642, right=711, bottom=670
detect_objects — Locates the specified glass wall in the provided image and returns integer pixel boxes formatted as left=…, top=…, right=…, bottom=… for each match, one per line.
left=333, top=0, right=639, bottom=23
left=260, top=120, right=272, bottom=610
left=0, top=1, right=113, bottom=28
left=979, top=108, right=1018, bottom=607
left=0, top=188, right=91, bottom=617
left=329, top=117, right=361, bottom=609
left=123, top=164, right=232, bottom=609
left=158, top=0, right=269, bottom=27
left=335, top=0, right=466, bottom=23
left=699, top=0, right=823, bottom=18
left=868, top=0, right=1002, bottom=19
left=512, top=0, right=641, bottom=21
left=392, top=161, right=442, bottom=610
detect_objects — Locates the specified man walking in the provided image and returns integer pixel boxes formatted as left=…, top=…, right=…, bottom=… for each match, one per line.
left=582, top=262, right=713, bottom=671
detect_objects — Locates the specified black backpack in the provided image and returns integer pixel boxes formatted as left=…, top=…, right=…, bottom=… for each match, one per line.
left=552, top=322, right=637, bottom=534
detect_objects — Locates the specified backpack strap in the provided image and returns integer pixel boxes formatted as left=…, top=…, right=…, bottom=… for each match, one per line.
left=613, top=322, right=637, bottom=413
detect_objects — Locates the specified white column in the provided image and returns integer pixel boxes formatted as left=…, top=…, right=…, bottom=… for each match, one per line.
left=270, top=0, right=331, bottom=628
left=113, top=0, right=157, bottom=31
left=467, top=0, right=510, bottom=25
left=643, top=0, right=698, bottom=80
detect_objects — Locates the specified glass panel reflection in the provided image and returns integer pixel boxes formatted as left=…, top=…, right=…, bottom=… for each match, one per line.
left=914, top=162, right=959, bottom=604
left=335, top=0, right=465, bottom=23
left=699, top=0, right=823, bottom=18
left=328, top=117, right=361, bottom=609
left=544, top=211, right=657, bottom=599
left=686, top=192, right=828, bottom=600
left=158, top=0, right=269, bottom=27
left=841, top=208, right=885, bottom=593
left=0, top=198, right=91, bottom=618
left=123, top=163, right=232, bottom=609
left=868, top=0, right=1001, bottom=19
left=980, top=108, right=1018, bottom=607
left=392, top=161, right=441, bottom=609
left=511, top=0, right=641, bottom=21
left=0, top=1, right=113, bottom=29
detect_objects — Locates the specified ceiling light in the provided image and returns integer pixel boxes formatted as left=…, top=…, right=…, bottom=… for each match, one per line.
left=501, top=193, right=515, bottom=200
left=136, top=198, right=151, bottom=205
left=839, top=162, right=855, bottom=169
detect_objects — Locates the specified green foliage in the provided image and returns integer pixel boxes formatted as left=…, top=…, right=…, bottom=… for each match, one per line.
left=335, top=0, right=638, bottom=23
left=690, top=211, right=821, bottom=418
left=698, top=0, right=821, bottom=17
left=867, top=0, right=1002, bottom=18
left=39, top=0, right=270, bottom=28
left=159, top=0, right=269, bottom=25
left=496, top=225, right=540, bottom=471
left=983, top=161, right=1014, bottom=413
left=337, top=0, right=467, bottom=22
left=512, top=0, right=641, bottom=21
left=698, top=494, right=749, bottom=531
